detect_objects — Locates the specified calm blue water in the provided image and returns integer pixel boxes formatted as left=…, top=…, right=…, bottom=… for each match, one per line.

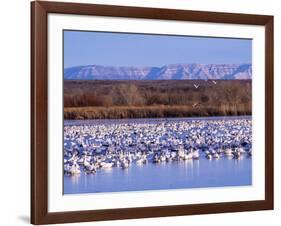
left=64, top=157, right=251, bottom=194
left=64, top=116, right=252, bottom=195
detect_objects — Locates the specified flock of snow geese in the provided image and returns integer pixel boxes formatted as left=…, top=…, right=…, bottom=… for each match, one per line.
left=64, top=118, right=252, bottom=175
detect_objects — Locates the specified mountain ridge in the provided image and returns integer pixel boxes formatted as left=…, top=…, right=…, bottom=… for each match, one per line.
left=64, top=63, right=252, bottom=80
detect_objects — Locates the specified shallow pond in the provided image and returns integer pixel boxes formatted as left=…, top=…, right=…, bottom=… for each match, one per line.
left=64, top=156, right=251, bottom=194
left=64, top=116, right=252, bottom=194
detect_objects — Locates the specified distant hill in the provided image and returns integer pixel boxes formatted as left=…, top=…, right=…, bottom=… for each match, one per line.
left=64, top=63, right=252, bottom=80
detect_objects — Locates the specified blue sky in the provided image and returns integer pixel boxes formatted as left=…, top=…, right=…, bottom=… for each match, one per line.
left=64, top=30, right=252, bottom=68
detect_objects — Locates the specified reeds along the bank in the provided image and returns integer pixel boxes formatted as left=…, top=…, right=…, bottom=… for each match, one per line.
left=64, top=80, right=252, bottom=119
left=64, top=104, right=252, bottom=120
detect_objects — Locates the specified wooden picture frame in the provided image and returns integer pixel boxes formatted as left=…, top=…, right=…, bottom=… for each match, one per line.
left=31, top=1, right=274, bottom=224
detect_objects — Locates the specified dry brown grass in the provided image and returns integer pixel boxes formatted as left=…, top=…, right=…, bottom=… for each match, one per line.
left=64, top=80, right=252, bottom=119
left=64, top=104, right=251, bottom=120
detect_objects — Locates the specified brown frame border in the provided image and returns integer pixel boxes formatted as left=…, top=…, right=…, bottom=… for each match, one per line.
left=31, top=1, right=274, bottom=224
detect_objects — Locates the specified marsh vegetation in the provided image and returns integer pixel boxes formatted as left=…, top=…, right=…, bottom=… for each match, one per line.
left=64, top=80, right=251, bottom=119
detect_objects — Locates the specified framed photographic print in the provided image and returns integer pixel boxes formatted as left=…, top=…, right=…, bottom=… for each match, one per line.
left=31, top=1, right=274, bottom=224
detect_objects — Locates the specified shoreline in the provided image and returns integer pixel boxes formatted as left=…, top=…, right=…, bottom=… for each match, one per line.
left=64, top=105, right=252, bottom=120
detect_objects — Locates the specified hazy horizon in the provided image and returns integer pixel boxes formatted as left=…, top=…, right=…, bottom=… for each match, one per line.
left=64, top=62, right=252, bottom=70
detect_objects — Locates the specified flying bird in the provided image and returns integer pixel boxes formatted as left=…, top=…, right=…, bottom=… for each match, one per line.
left=193, top=84, right=200, bottom=89
left=192, top=103, right=200, bottom=108
left=212, top=80, right=217, bottom=85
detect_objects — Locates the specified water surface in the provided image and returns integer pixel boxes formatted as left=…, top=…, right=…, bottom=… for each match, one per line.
left=64, top=116, right=252, bottom=194
left=64, top=157, right=251, bottom=194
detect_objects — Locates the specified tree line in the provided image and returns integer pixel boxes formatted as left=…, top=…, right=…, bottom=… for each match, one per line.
left=64, top=80, right=252, bottom=119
